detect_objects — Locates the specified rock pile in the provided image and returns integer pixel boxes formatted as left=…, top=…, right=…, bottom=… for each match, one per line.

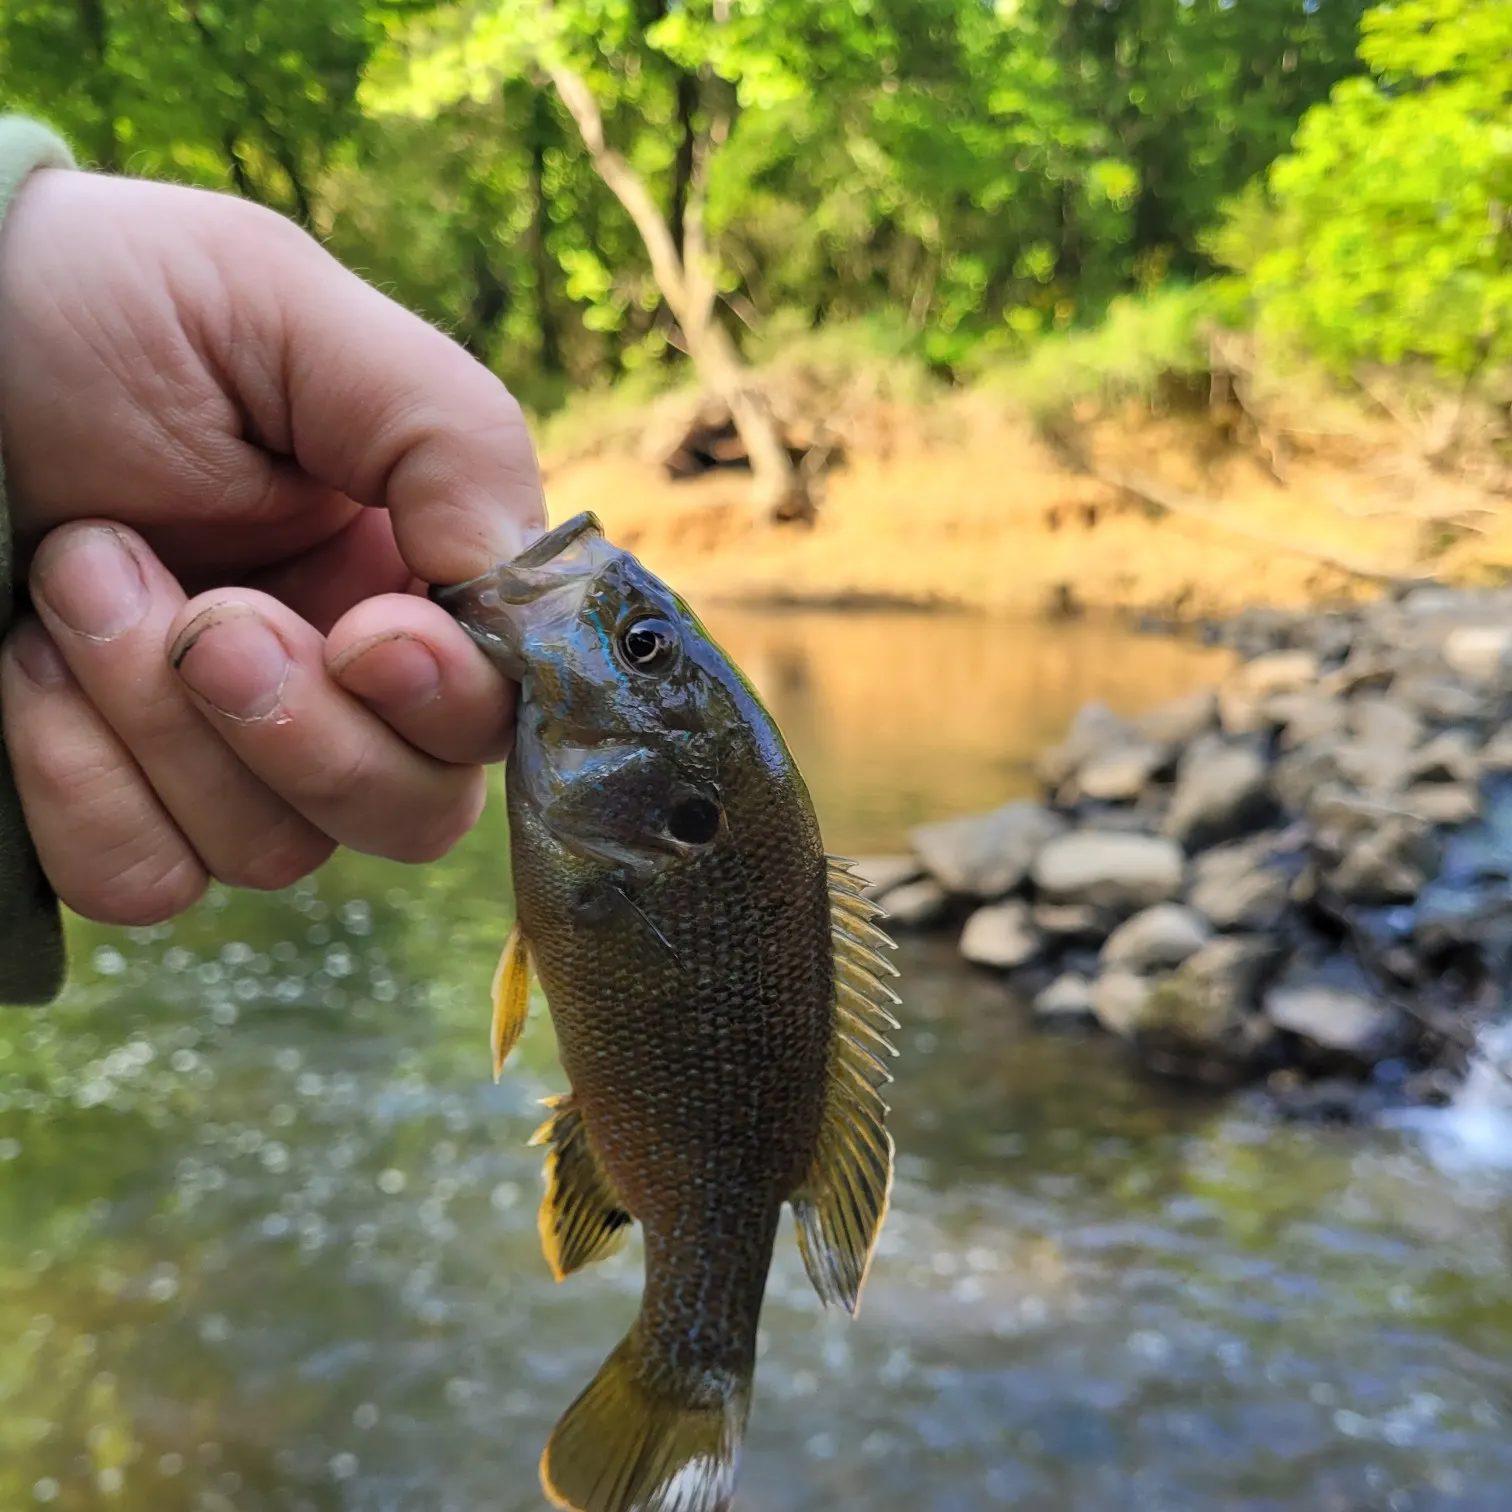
left=861, top=586, right=1512, bottom=1120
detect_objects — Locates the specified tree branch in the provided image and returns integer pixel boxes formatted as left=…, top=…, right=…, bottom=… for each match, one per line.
left=544, top=60, right=692, bottom=327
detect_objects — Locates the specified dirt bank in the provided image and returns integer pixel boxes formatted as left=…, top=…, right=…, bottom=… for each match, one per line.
left=539, top=391, right=1512, bottom=620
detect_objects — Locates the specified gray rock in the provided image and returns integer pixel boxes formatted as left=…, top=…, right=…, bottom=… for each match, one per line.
left=959, top=900, right=1042, bottom=969
left=876, top=877, right=949, bottom=928
left=1219, top=650, right=1320, bottom=735
left=1272, top=740, right=1348, bottom=816
left=1395, top=676, right=1483, bottom=725
left=1334, top=738, right=1412, bottom=796
left=1409, top=728, right=1480, bottom=785
left=1073, top=741, right=1169, bottom=803
left=1163, top=737, right=1276, bottom=851
left=1101, top=903, right=1211, bottom=973
left=1032, top=901, right=1115, bottom=940
left=1034, top=973, right=1096, bottom=1023
left=1481, top=724, right=1512, bottom=772
left=910, top=801, right=1065, bottom=898
left=1037, top=702, right=1130, bottom=788
left=1032, top=831, right=1185, bottom=913
left=1091, top=971, right=1152, bottom=1036
left=1188, top=833, right=1296, bottom=932
left=1264, top=972, right=1401, bottom=1060
left=1268, top=689, right=1347, bottom=749
left=850, top=854, right=922, bottom=898
left=1443, top=625, right=1512, bottom=684
left=1327, top=815, right=1442, bottom=904
left=1134, top=688, right=1217, bottom=748
left=1133, top=936, right=1284, bottom=1064
left=1349, top=696, right=1423, bottom=752
left=1400, top=783, right=1480, bottom=828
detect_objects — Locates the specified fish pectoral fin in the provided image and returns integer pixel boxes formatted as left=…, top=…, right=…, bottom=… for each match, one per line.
left=790, top=858, right=900, bottom=1317
left=529, top=1093, right=634, bottom=1281
left=490, top=922, right=534, bottom=1082
left=541, top=1329, right=748, bottom=1512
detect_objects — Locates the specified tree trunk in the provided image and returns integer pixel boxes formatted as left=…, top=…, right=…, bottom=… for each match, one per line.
left=545, top=58, right=810, bottom=522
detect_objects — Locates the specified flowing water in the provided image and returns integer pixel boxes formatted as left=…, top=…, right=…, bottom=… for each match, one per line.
left=4, top=609, right=1512, bottom=1512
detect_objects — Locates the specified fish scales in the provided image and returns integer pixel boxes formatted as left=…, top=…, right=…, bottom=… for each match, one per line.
left=432, top=512, right=898, bottom=1512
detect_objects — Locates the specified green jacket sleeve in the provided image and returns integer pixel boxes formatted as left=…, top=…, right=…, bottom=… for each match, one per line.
left=0, top=117, right=75, bottom=1006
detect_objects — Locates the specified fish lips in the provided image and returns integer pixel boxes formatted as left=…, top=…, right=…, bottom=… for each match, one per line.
left=428, top=512, right=616, bottom=681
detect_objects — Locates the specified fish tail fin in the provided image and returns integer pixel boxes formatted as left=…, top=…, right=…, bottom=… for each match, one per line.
left=540, top=1327, right=750, bottom=1512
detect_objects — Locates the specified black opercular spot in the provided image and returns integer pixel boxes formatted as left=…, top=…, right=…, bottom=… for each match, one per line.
left=667, top=797, right=721, bottom=846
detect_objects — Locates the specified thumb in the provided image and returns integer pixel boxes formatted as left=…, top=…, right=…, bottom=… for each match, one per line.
left=214, top=203, right=546, bottom=585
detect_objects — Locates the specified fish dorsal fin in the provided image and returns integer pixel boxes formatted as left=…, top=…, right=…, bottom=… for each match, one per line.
left=530, top=1092, right=635, bottom=1282
left=491, top=922, right=534, bottom=1082
left=790, top=858, right=900, bottom=1316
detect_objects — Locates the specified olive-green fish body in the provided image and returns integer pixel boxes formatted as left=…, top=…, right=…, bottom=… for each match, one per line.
left=433, top=514, right=899, bottom=1512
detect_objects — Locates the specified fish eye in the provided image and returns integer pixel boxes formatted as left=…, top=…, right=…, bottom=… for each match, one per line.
left=618, top=617, right=677, bottom=672
left=668, top=796, right=721, bottom=846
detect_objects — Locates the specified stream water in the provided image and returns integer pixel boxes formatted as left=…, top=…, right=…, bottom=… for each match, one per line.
left=3, top=609, right=1511, bottom=1512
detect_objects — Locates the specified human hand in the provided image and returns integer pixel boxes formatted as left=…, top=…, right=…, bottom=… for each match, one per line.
left=0, top=167, right=545, bottom=925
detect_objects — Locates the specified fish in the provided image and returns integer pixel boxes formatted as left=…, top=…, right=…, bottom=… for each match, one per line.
left=429, top=511, right=899, bottom=1512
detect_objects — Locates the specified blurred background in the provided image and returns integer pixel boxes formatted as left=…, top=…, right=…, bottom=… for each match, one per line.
left=3, top=2, right=1512, bottom=1509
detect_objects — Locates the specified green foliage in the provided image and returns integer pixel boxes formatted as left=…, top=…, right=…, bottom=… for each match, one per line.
left=1217, top=0, right=1512, bottom=377
left=983, top=285, right=1217, bottom=419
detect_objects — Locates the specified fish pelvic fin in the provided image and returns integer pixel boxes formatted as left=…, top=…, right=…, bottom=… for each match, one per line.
left=540, top=1329, right=749, bottom=1512
left=490, top=922, right=534, bottom=1082
left=790, top=857, right=900, bottom=1316
left=529, top=1093, right=634, bottom=1281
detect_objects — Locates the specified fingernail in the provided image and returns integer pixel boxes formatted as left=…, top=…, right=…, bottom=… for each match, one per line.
left=330, top=632, right=442, bottom=711
left=36, top=525, right=146, bottom=640
left=8, top=619, right=70, bottom=689
left=172, top=609, right=291, bottom=721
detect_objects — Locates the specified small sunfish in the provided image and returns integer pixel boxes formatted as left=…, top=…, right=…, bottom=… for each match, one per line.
left=431, top=511, right=899, bottom=1512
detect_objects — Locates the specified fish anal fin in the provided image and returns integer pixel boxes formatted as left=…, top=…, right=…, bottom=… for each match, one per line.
left=530, top=1093, right=634, bottom=1282
left=541, top=1330, right=748, bottom=1512
left=491, top=922, right=534, bottom=1082
left=792, top=857, right=900, bottom=1317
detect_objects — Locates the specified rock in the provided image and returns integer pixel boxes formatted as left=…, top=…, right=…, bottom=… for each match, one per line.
left=1163, top=737, right=1276, bottom=851
left=1101, top=903, right=1211, bottom=973
left=1037, top=702, right=1130, bottom=789
left=1264, top=967, right=1402, bottom=1060
left=850, top=855, right=922, bottom=898
left=1033, top=973, right=1096, bottom=1023
left=876, top=877, right=949, bottom=928
left=1188, top=833, right=1297, bottom=932
left=1091, top=971, right=1151, bottom=1036
left=1134, top=936, right=1284, bottom=1064
left=1073, top=741, right=1169, bottom=803
left=1443, top=625, right=1512, bottom=684
left=1349, top=696, right=1423, bottom=753
left=1134, top=689, right=1217, bottom=748
left=959, top=900, right=1042, bottom=969
left=1268, top=689, right=1347, bottom=749
left=1327, top=815, right=1442, bottom=905
left=910, top=801, right=1066, bottom=898
left=1400, top=783, right=1480, bottom=828
left=1032, top=831, right=1185, bottom=913
left=1482, top=724, right=1512, bottom=772
left=1395, top=675, right=1483, bottom=725
left=1409, top=729, right=1480, bottom=785
left=1271, top=740, right=1348, bottom=816
left=1032, top=901, right=1115, bottom=940
left=1219, top=650, right=1319, bottom=735
left=1333, top=738, right=1413, bottom=796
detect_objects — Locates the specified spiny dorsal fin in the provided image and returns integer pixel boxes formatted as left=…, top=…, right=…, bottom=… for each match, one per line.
left=491, top=922, right=534, bottom=1082
left=791, top=858, right=900, bottom=1316
left=529, top=1093, right=634, bottom=1282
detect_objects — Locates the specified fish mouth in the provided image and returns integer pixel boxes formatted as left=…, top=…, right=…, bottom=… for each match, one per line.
left=428, top=511, right=616, bottom=679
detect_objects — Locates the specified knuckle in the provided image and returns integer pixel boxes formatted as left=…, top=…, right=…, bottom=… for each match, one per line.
left=216, top=829, right=334, bottom=893
left=70, top=844, right=208, bottom=928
